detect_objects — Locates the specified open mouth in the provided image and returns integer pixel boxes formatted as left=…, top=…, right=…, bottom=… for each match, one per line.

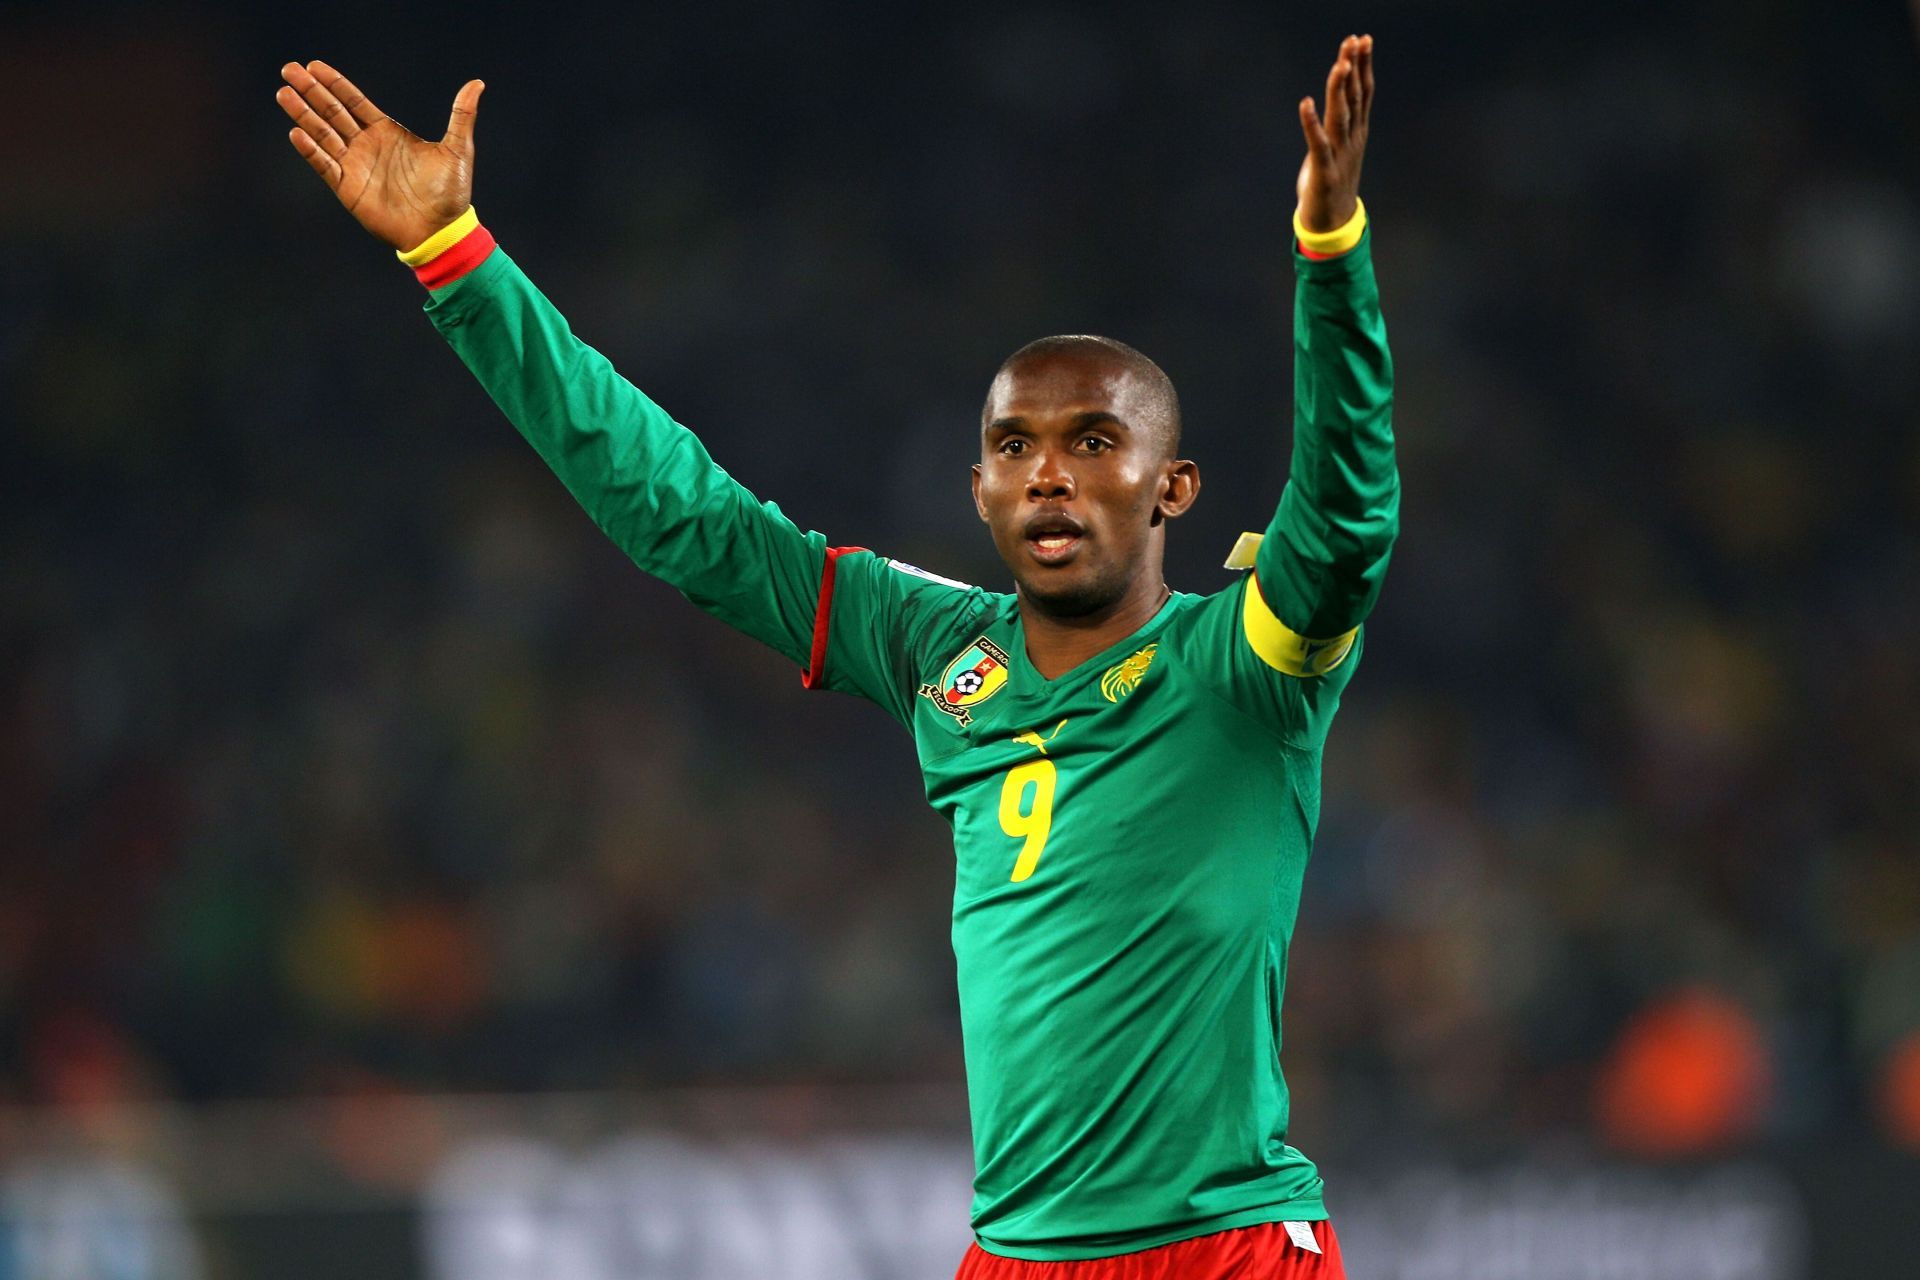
left=1029, top=532, right=1081, bottom=562
left=1024, top=514, right=1085, bottom=565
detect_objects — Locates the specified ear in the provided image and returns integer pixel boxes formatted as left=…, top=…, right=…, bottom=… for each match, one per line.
left=1153, top=459, right=1201, bottom=524
left=971, top=462, right=988, bottom=521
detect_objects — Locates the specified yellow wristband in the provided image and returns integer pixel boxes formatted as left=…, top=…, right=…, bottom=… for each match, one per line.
left=396, top=207, right=480, bottom=266
left=1292, top=198, right=1367, bottom=257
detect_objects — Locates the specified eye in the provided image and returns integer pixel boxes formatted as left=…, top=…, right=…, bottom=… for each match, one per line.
left=999, top=437, right=1028, bottom=456
left=1077, top=435, right=1113, bottom=454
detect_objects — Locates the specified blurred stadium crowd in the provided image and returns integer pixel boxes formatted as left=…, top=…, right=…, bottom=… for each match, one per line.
left=4, top=0, right=1919, bottom=1171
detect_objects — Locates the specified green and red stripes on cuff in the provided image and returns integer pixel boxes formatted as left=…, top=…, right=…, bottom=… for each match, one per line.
left=394, top=206, right=496, bottom=289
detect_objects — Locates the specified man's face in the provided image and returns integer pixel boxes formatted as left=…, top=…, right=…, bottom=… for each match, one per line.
left=971, top=352, right=1197, bottom=617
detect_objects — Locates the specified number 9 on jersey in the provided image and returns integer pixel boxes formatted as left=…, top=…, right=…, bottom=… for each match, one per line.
left=999, top=761, right=1057, bottom=882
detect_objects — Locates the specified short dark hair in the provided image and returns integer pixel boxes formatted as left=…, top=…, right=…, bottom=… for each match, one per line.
left=987, top=334, right=1182, bottom=456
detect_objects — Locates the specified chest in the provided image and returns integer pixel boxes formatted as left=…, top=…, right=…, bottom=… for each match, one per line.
left=913, top=634, right=1174, bottom=782
left=912, top=637, right=1288, bottom=901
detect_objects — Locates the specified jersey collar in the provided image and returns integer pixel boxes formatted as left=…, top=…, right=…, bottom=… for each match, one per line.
left=1004, top=592, right=1184, bottom=703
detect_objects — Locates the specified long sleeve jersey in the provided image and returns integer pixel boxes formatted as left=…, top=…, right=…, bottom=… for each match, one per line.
left=403, top=210, right=1396, bottom=1260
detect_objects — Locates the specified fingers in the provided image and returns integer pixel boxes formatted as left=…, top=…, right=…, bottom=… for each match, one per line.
left=287, top=127, right=342, bottom=189
left=1298, top=96, right=1331, bottom=162
left=280, top=60, right=363, bottom=145
left=307, top=59, right=387, bottom=130
left=1322, top=49, right=1350, bottom=138
left=1342, top=42, right=1361, bottom=126
left=1354, top=35, right=1374, bottom=130
left=1318, top=34, right=1375, bottom=143
left=443, top=79, right=484, bottom=149
left=276, top=84, right=348, bottom=161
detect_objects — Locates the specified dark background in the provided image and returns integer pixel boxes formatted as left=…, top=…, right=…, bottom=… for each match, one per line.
left=4, top=0, right=1919, bottom=1242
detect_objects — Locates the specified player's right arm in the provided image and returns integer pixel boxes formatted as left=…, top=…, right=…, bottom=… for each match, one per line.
left=276, top=61, right=824, bottom=666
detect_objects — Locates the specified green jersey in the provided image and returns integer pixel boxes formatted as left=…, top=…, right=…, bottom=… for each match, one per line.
left=416, top=226, right=1395, bottom=1261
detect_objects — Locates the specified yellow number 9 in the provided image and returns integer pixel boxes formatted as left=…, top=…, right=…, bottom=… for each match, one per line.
left=998, top=760, right=1057, bottom=882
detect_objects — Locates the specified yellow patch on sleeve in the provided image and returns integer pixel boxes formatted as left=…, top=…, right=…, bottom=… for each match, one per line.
left=1242, top=575, right=1357, bottom=678
left=1222, top=531, right=1264, bottom=571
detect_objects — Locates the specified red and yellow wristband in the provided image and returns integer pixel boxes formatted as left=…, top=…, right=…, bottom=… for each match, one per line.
left=395, top=206, right=497, bottom=289
left=1293, top=198, right=1366, bottom=260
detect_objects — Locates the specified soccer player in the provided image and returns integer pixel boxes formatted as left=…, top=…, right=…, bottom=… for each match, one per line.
left=279, top=32, right=1391, bottom=1279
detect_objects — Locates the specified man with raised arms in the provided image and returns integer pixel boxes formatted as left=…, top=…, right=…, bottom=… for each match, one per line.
left=278, top=33, right=1392, bottom=1278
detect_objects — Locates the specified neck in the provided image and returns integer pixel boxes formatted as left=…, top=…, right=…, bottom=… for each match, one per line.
left=1017, top=573, right=1171, bottom=680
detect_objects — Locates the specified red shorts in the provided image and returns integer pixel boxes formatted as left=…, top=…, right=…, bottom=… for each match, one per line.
left=954, top=1220, right=1345, bottom=1279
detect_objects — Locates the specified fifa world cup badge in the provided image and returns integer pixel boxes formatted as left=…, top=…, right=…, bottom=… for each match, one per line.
left=919, top=636, right=1011, bottom=726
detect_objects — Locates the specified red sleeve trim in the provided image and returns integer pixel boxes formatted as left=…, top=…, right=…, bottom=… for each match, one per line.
left=1297, top=239, right=1342, bottom=261
left=801, top=546, right=867, bottom=689
left=415, top=224, right=498, bottom=290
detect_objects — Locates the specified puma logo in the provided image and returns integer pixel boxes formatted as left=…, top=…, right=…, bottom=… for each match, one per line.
left=1011, top=719, right=1070, bottom=755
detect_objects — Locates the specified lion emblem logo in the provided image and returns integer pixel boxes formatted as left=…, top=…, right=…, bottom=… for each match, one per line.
left=1099, top=643, right=1159, bottom=703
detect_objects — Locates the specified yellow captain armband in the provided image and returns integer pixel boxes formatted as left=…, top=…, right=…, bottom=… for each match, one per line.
left=1242, top=573, right=1358, bottom=678
left=396, top=206, right=480, bottom=266
left=1292, top=198, right=1367, bottom=258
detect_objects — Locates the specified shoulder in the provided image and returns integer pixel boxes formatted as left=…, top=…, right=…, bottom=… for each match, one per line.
left=868, top=555, right=976, bottom=595
left=835, top=550, right=1011, bottom=641
left=1158, top=581, right=1246, bottom=644
left=1159, top=578, right=1367, bottom=746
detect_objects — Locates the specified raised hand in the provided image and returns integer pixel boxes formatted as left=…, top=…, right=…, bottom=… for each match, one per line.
left=1296, top=35, right=1374, bottom=234
left=276, top=61, right=484, bottom=252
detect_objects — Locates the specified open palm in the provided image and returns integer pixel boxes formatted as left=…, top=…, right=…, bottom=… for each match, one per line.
left=276, top=60, right=484, bottom=252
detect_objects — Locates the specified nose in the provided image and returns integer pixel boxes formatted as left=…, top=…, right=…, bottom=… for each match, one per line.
left=1026, top=445, right=1076, bottom=502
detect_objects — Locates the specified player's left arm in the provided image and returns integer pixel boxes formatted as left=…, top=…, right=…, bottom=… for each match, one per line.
left=1244, top=34, right=1398, bottom=679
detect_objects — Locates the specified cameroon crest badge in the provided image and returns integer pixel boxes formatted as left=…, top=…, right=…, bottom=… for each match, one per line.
left=920, top=636, right=1011, bottom=725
